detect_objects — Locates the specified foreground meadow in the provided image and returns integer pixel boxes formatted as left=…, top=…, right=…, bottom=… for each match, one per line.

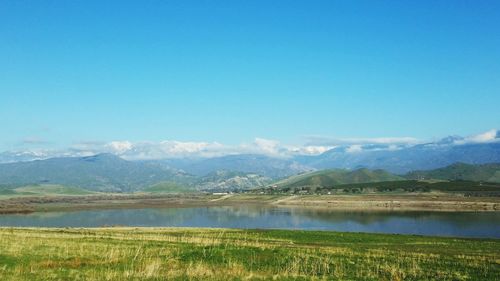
left=0, top=228, right=498, bottom=280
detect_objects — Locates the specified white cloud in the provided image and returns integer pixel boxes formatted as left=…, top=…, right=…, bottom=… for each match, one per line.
left=0, top=137, right=418, bottom=161
left=106, top=141, right=133, bottom=153
left=448, top=129, right=499, bottom=145
left=113, top=138, right=329, bottom=160
left=304, top=135, right=419, bottom=146
left=116, top=141, right=227, bottom=160
left=282, top=144, right=332, bottom=154
left=295, top=145, right=334, bottom=155
left=464, top=129, right=499, bottom=143
left=387, top=144, right=400, bottom=151
left=346, top=145, right=363, bottom=153
left=252, top=138, right=281, bottom=155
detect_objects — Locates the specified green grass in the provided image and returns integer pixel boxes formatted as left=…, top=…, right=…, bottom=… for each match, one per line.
left=0, top=227, right=498, bottom=280
left=14, top=184, right=95, bottom=195
left=142, top=181, right=195, bottom=194
left=0, top=189, right=17, bottom=196
left=0, top=184, right=95, bottom=198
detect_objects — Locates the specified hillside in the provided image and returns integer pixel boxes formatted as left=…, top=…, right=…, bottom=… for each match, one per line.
left=196, top=170, right=272, bottom=191
left=0, top=184, right=96, bottom=198
left=274, top=168, right=404, bottom=189
left=0, top=154, right=195, bottom=192
left=158, top=154, right=312, bottom=178
left=1, top=155, right=499, bottom=195
left=0, top=155, right=275, bottom=193
left=406, top=162, right=500, bottom=183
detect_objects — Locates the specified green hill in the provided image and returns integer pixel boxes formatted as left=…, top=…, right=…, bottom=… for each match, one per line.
left=275, top=168, right=404, bottom=189
left=406, top=162, right=500, bottom=183
left=142, top=182, right=195, bottom=194
left=0, top=184, right=95, bottom=198
left=15, top=184, right=95, bottom=195
left=0, top=154, right=196, bottom=192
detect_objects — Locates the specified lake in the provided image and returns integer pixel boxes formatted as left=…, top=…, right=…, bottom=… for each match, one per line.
left=0, top=206, right=499, bottom=238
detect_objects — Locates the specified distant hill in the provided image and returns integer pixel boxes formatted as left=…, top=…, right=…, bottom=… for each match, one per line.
left=296, top=141, right=500, bottom=173
left=159, top=154, right=312, bottom=178
left=274, top=168, right=404, bottom=189
left=1, top=142, right=500, bottom=194
left=0, top=154, right=276, bottom=193
left=406, top=163, right=500, bottom=183
left=0, top=154, right=195, bottom=192
left=2, top=133, right=500, bottom=178
left=196, top=170, right=272, bottom=191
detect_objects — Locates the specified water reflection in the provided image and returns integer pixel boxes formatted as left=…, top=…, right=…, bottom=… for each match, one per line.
left=0, top=206, right=498, bottom=238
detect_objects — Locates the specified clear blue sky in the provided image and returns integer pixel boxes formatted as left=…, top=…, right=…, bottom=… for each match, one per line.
left=1, top=0, right=499, bottom=150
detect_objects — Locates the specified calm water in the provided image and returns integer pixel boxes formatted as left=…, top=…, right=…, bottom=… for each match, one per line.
left=0, top=206, right=499, bottom=238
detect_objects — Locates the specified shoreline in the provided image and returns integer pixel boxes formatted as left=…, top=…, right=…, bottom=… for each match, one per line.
left=0, top=193, right=499, bottom=214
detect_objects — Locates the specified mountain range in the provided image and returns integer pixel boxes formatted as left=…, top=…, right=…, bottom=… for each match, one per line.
left=0, top=133, right=499, bottom=192
left=0, top=152, right=499, bottom=193
left=151, top=138, right=500, bottom=176
left=0, top=154, right=275, bottom=192
left=296, top=141, right=500, bottom=174
left=0, top=154, right=190, bottom=192
left=2, top=133, right=500, bottom=176
left=154, top=154, right=311, bottom=178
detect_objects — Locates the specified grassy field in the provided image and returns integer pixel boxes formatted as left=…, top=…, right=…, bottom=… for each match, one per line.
left=0, top=228, right=498, bottom=280
left=0, top=184, right=95, bottom=198
left=142, top=182, right=196, bottom=194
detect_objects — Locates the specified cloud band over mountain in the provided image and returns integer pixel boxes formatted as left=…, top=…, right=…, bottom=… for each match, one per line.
left=1, top=129, right=498, bottom=163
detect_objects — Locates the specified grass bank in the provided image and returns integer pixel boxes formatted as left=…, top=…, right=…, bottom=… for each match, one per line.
left=0, top=227, right=498, bottom=280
